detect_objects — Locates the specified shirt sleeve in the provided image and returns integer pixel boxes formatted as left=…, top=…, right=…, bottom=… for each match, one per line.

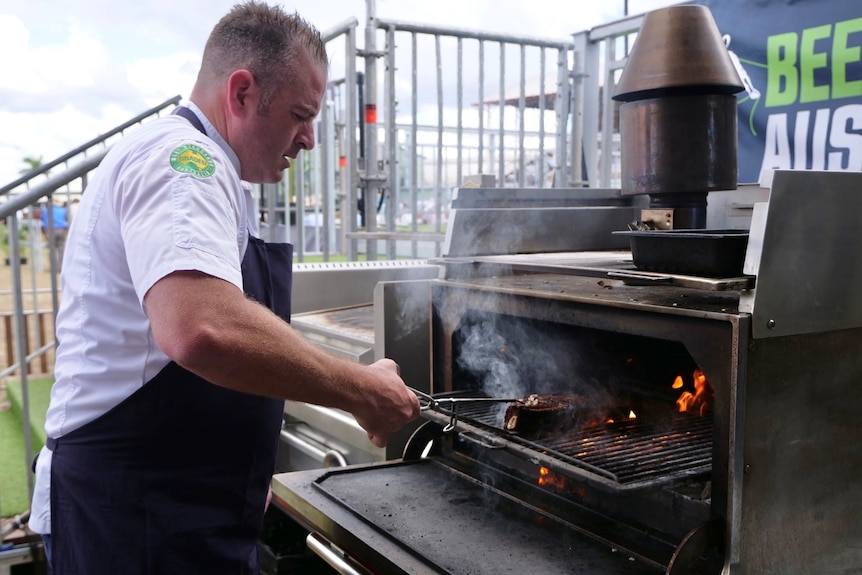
left=113, top=136, right=246, bottom=304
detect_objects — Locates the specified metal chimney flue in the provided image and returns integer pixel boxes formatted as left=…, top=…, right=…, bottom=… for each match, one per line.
left=614, top=5, right=744, bottom=229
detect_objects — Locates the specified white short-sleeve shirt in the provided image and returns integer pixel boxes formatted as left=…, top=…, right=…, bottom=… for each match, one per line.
left=30, top=103, right=254, bottom=533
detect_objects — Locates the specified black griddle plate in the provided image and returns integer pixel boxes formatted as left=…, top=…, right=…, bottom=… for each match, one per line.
left=272, top=458, right=664, bottom=574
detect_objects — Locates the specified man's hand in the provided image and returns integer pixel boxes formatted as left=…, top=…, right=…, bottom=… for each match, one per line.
left=351, top=359, right=421, bottom=448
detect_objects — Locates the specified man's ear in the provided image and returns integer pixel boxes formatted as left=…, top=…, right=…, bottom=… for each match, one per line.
left=227, top=69, right=257, bottom=117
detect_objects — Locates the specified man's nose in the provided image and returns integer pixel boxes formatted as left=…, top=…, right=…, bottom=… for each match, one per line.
left=296, top=123, right=315, bottom=151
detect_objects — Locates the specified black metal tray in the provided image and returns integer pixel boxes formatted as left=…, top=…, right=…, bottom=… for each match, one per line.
left=613, top=229, right=749, bottom=277
left=272, top=460, right=665, bottom=574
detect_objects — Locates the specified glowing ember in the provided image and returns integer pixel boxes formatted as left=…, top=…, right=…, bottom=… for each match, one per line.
left=674, top=368, right=713, bottom=415
left=672, top=375, right=684, bottom=389
left=628, top=410, right=637, bottom=419
left=537, top=465, right=568, bottom=490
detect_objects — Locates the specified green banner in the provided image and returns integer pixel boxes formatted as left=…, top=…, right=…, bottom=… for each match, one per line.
left=699, top=0, right=861, bottom=182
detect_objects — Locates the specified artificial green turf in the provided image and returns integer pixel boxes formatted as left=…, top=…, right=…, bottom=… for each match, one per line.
left=0, top=406, right=31, bottom=516
left=6, top=379, right=52, bottom=447
left=0, top=378, right=52, bottom=517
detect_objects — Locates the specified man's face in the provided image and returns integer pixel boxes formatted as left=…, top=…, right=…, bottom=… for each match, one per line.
left=235, top=50, right=326, bottom=184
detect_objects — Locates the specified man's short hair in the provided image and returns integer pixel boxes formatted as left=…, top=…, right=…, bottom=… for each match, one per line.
left=200, top=1, right=328, bottom=114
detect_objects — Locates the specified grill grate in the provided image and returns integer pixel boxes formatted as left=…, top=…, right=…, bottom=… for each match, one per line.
left=435, top=400, right=712, bottom=486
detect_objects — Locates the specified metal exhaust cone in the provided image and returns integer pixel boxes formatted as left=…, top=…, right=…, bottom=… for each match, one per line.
left=613, top=5, right=744, bottom=102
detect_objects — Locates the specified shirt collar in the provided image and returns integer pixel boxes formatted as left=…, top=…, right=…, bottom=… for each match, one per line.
left=184, top=101, right=241, bottom=176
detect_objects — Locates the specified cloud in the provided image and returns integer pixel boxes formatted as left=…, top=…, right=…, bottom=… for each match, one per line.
left=0, top=13, right=141, bottom=114
left=46, top=30, right=110, bottom=88
left=0, top=9, right=198, bottom=183
left=126, top=51, right=201, bottom=106
left=0, top=15, right=50, bottom=94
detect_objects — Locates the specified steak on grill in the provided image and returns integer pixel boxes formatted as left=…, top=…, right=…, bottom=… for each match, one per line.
left=504, top=393, right=586, bottom=434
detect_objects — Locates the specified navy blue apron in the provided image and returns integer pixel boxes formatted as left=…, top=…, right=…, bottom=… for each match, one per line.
left=48, top=107, right=293, bottom=574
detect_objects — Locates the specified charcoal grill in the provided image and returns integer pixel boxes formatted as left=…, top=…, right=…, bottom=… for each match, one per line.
left=416, top=394, right=712, bottom=489
left=272, top=170, right=862, bottom=575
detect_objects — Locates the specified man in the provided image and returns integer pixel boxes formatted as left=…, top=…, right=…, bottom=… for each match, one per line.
left=40, top=199, right=68, bottom=269
left=28, top=3, right=420, bottom=574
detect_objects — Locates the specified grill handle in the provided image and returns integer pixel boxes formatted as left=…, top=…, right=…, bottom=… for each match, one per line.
left=279, top=429, right=348, bottom=468
left=306, top=533, right=370, bottom=575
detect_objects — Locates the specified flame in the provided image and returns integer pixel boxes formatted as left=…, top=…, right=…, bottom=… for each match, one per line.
left=537, top=465, right=568, bottom=490
left=606, top=410, right=637, bottom=424
left=674, top=368, right=713, bottom=415
left=694, top=369, right=708, bottom=389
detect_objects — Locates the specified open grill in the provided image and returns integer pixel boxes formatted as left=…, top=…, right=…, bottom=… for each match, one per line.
left=547, top=415, right=712, bottom=485
left=421, top=396, right=712, bottom=488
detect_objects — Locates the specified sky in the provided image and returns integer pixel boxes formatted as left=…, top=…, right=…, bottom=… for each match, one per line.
left=0, top=0, right=679, bottom=186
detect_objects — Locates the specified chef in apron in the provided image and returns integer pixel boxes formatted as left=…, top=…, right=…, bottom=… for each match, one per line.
left=29, top=5, right=420, bottom=574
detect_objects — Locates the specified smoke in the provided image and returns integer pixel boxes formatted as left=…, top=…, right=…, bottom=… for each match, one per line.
left=451, top=294, right=590, bottom=425
left=456, top=319, right=525, bottom=397
left=389, top=272, right=436, bottom=338
left=443, top=286, right=644, bottom=430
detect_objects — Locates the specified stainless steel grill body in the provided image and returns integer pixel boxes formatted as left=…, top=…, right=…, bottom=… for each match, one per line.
left=272, top=170, right=862, bottom=575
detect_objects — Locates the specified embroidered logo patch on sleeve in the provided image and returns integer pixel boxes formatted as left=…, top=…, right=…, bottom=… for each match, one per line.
left=170, top=144, right=216, bottom=178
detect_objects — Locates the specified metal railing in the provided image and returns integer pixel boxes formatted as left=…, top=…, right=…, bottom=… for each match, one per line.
left=276, top=9, right=644, bottom=262
left=260, top=11, right=589, bottom=262
left=572, top=14, right=645, bottom=189
left=0, top=95, right=182, bottom=205
left=357, top=17, right=576, bottom=260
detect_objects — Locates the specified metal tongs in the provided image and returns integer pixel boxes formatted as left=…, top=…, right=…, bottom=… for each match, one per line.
left=408, top=387, right=521, bottom=432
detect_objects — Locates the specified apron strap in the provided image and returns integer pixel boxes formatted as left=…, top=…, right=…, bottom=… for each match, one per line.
left=172, top=106, right=206, bottom=134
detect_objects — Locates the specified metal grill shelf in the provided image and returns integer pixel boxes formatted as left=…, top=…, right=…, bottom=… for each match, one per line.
left=423, top=398, right=713, bottom=488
